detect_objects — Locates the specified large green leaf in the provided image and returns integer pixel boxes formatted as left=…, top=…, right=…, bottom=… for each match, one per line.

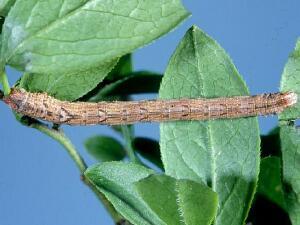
left=280, top=125, right=300, bottom=224
left=85, top=162, right=164, bottom=225
left=280, top=39, right=300, bottom=120
left=0, top=0, right=15, bottom=16
left=135, top=174, right=218, bottom=225
left=0, top=0, right=190, bottom=75
left=18, top=59, right=117, bottom=101
left=159, top=26, right=260, bottom=225
left=84, top=136, right=126, bottom=162
left=257, top=156, right=286, bottom=210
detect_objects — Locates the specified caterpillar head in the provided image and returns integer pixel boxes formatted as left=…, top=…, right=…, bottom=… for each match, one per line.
left=3, top=88, right=27, bottom=111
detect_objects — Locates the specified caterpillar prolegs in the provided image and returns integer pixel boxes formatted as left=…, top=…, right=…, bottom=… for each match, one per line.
left=1, top=88, right=297, bottom=126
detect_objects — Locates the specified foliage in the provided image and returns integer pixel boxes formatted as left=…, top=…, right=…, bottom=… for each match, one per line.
left=1, top=1, right=300, bottom=225
left=159, top=26, right=260, bottom=225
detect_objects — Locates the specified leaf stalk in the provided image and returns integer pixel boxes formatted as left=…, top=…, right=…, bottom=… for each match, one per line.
left=0, top=70, right=11, bottom=96
left=121, top=125, right=140, bottom=164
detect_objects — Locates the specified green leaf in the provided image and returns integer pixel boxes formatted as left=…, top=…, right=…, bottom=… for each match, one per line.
left=19, top=59, right=117, bottom=101
left=257, top=156, right=286, bottom=210
left=260, top=127, right=281, bottom=157
left=133, top=137, right=163, bottom=170
left=280, top=39, right=300, bottom=120
left=1, top=0, right=190, bottom=75
left=0, top=16, right=5, bottom=34
left=87, top=54, right=134, bottom=101
left=159, top=26, right=260, bottom=225
left=106, top=54, right=133, bottom=81
left=0, top=0, right=15, bottom=16
left=84, top=72, right=162, bottom=102
left=280, top=125, right=300, bottom=224
left=84, top=136, right=126, bottom=162
left=85, top=162, right=165, bottom=225
left=135, top=174, right=218, bottom=225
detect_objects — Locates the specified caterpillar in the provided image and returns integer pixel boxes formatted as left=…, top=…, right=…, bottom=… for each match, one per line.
left=1, top=88, right=297, bottom=126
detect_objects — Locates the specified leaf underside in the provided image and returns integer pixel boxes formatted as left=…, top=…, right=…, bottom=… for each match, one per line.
left=19, top=59, right=118, bottom=101
left=84, top=136, right=126, bottom=162
left=257, top=156, right=286, bottom=210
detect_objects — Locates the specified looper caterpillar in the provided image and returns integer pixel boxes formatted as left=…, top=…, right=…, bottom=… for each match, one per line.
left=1, top=88, right=297, bottom=126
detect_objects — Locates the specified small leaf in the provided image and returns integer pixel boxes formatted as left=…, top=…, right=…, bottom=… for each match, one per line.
left=280, top=39, right=300, bottom=120
left=159, top=26, right=260, bottom=225
left=135, top=174, right=218, bottom=225
left=260, top=127, right=281, bottom=157
left=85, top=162, right=164, bottom=225
left=0, top=0, right=15, bottom=16
left=1, top=0, right=190, bottom=75
left=257, top=156, right=286, bottom=210
left=85, top=72, right=162, bottom=102
left=19, top=59, right=118, bottom=101
left=84, top=136, right=126, bottom=162
left=280, top=125, right=300, bottom=224
left=133, top=137, right=163, bottom=170
left=106, top=54, right=133, bottom=81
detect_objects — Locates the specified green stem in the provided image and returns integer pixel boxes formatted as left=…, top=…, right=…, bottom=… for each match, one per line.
left=0, top=70, right=11, bottom=96
left=28, top=120, right=125, bottom=223
left=30, top=122, right=87, bottom=172
left=121, top=125, right=140, bottom=164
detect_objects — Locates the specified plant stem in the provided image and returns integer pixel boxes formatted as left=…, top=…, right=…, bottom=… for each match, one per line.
left=28, top=120, right=125, bottom=223
left=0, top=70, right=11, bottom=95
left=30, top=122, right=87, bottom=173
left=121, top=125, right=140, bottom=164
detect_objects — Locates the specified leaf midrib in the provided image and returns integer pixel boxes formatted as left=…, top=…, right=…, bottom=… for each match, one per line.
left=87, top=175, right=157, bottom=225
left=191, top=27, right=217, bottom=193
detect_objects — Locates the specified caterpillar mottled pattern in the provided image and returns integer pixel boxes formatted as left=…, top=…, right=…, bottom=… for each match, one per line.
left=1, top=88, right=297, bottom=126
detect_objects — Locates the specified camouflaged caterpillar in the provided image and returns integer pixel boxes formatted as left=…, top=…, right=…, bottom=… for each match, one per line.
left=2, top=88, right=297, bottom=126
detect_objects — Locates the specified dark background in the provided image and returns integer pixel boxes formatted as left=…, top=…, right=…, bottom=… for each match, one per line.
left=1, top=1, right=300, bottom=224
